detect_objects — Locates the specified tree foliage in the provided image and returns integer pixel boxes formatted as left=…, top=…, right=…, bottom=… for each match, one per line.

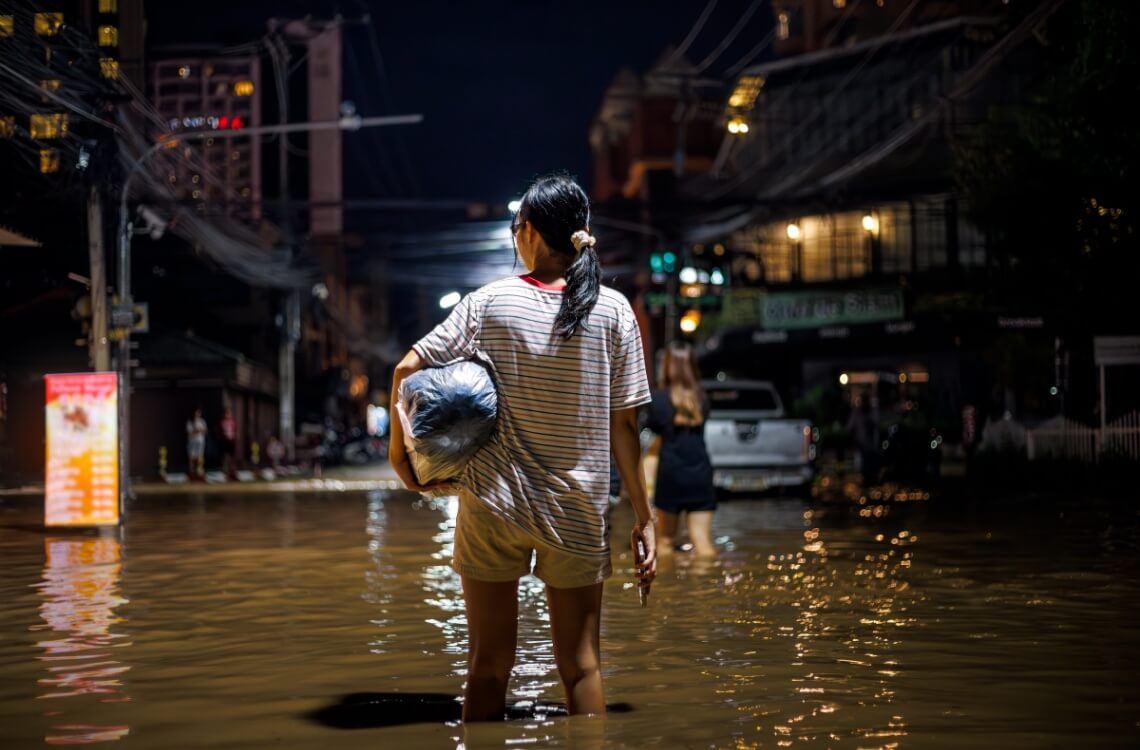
left=955, top=0, right=1140, bottom=331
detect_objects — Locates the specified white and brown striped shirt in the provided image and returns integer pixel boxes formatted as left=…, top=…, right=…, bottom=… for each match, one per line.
left=413, top=275, right=651, bottom=558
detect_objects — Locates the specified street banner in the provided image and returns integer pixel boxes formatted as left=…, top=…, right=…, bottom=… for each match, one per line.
left=44, top=373, right=119, bottom=527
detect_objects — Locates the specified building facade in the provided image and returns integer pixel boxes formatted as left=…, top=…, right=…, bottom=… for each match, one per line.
left=151, top=54, right=262, bottom=222
left=592, top=0, right=1063, bottom=448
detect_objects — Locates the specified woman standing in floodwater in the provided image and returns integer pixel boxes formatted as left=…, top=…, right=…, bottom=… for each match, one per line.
left=389, top=174, right=657, bottom=721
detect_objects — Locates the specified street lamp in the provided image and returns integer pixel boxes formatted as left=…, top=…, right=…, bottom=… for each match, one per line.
left=113, top=112, right=424, bottom=515
left=786, top=221, right=802, bottom=280
left=439, top=291, right=461, bottom=309
left=507, top=200, right=522, bottom=213
left=726, top=116, right=750, bottom=135
left=862, top=210, right=882, bottom=274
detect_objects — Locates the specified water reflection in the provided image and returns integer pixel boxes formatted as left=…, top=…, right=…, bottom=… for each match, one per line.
left=31, top=535, right=131, bottom=745
left=355, top=491, right=591, bottom=731
left=1, top=489, right=1135, bottom=748
left=786, top=509, right=913, bottom=747
left=416, top=494, right=560, bottom=704
left=422, top=494, right=465, bottom=666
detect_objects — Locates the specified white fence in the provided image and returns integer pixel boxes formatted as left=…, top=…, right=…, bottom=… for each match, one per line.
left=1026, top=411, right=1140, bottom=462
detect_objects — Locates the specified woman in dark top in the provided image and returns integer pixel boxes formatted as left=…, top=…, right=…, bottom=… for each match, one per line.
left=648, top=342, right=716, bottom=558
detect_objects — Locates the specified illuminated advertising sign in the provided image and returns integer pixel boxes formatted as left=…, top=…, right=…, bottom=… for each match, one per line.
left=44, top=373, right=119, bottom=527
left=761, top=289, right=904, bottom=331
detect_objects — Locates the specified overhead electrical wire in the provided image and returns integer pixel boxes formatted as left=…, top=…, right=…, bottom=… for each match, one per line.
left=667, top=0, right=721, bottom=65
left=695, top=0, right=764, bottom=73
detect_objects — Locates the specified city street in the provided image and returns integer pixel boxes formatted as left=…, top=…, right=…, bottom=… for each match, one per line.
left=3, top=1, right=1139, bottom=746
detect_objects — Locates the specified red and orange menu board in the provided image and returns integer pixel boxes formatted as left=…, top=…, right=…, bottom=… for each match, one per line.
left=44, top=373, right=119, bottom=526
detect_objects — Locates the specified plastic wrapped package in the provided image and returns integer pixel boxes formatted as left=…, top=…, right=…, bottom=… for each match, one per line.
left=397, top=360, right=498, bottom=487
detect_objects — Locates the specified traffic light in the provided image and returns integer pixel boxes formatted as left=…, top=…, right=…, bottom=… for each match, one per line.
left=649, top=250, right=678, bottom=273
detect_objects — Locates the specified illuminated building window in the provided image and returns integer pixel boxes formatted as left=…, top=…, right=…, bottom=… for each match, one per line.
left=777, top=12, right=790, bottom=40
left=0, top=116, right=15, bottom=138
left=0, top=15, right=13, bottom=37
left=35, top=13, right=63, bottom=36
left=728, top=75, right=765, bottom=110
left=99, top=58, right=119, bottom=79
left=30, top=113, right=69, bottom=139
left=40, top=148, right=61, bottom=173
left=98, top=25, right=118, bottom=47
left=233, top=79, right=255, bottom=97
left=40, top=79, right=61, bottom=94
left=833, top=0, right=847, bottom=8
left=99, top=0, right=118, bottom=12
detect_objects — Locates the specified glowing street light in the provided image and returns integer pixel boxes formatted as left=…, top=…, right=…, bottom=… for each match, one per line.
left=508, top=200, right=522, bottom=213
left=679, top=309, right=701, bottom=333
left=862, top=213, right=879, bottom=234
left=786, top=222, right=801, bottom=240
left=727, top=117, right=750, bottom=134
left=439, top=291, right=461, bottom=309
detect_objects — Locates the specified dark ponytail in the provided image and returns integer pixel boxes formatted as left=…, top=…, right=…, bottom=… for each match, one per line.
left=518, top=174, right=600, bottom=339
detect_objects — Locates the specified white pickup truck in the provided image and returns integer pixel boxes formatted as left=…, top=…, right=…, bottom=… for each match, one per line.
left=701, top=379, right=816, bottom=493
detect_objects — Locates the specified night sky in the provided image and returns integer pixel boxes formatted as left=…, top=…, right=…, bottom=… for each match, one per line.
left=147, top=0, right=770, bottom=203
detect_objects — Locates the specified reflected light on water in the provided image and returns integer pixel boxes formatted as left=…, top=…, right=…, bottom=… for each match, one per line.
left=1, top=489, right=1136, bottom=747
left=409, top=493, right=561, bottom=702
left=31, top=536, right=131, bottom=745
left=728, top=507, right=923, bottom=747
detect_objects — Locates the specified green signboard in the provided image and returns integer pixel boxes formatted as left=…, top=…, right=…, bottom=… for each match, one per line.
left=760, top=289, right=904, bottom=330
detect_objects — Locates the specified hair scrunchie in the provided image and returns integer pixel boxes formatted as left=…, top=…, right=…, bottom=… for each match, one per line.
left=570, top=230, right=596, bottom=252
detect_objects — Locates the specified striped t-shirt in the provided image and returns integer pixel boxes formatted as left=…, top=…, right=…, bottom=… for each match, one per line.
left=412, top=275, right=651, bottom=559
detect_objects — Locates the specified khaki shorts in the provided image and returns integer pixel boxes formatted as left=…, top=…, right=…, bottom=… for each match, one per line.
left=452, top=493, right=612, bottom=589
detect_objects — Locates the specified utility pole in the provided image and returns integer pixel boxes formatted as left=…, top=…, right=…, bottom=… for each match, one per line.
left=664, top=254, right=678, bottom=348
left=269, top=29, right=300, bottom=464
left=267, top=17, right=345, bottom=464
left=87, top=186, right=110, bottom=371
left=115, top=180, right=132, bottom=518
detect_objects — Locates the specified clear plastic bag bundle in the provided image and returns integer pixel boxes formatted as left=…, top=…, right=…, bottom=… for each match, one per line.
left=397, top=360, right=498, bottom=485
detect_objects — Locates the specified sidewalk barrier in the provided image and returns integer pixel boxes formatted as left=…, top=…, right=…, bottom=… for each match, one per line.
left=1026, top=412, right=1140, bottom=463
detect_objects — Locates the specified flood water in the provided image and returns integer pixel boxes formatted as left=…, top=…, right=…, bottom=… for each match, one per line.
left=1, top=489, right=1138, bottom=749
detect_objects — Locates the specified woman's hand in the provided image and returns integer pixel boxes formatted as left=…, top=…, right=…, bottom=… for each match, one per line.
left=631, top=519, right=657, bottom=588
left=388, top=445, right=458, bottom=494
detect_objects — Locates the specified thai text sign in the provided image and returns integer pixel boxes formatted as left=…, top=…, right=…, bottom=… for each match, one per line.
left=761, top=289, right=904, bottom=330
left=44, top=373, right=119, bottom=527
